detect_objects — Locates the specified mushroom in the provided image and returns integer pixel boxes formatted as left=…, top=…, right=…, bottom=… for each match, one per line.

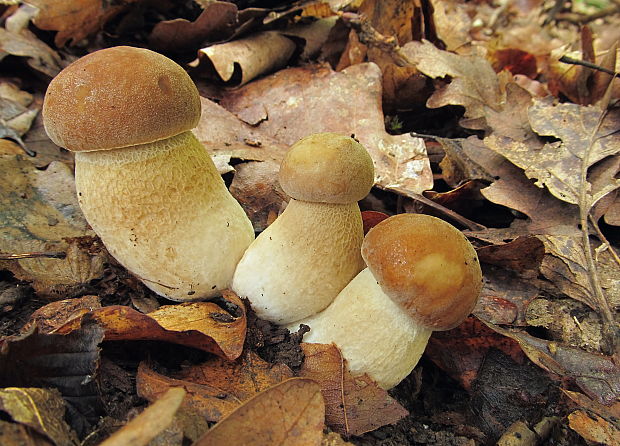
left=232, top=132, right=375, bottom=324
left=43, top=46, right=254, bottom=300
left=290, top=213, right=482, bottom=389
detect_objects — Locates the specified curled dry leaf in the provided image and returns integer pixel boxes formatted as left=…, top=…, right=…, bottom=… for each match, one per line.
left=149, top=1, right=238, bottom=53
left=99, top=388, right=186, bottom=446
left=0, top=388, right=79, bottom=446
left=193, top=31, right=296, bottom=87
left=55, top=290, right=247, bottom=360
left=23, top=295, right=102, bottom=334
left=137, top=351, right=293, bottom=422
left=220, top=62, right=432, bottom=195
left=194, top=378, right=325, bottom=446
left=299, top=343, right=408, bottom=436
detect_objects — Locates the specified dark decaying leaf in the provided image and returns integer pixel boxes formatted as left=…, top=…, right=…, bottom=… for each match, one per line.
left=0, top=321, right=103, bottom=436
left=299, top=343, right=408, bottom=436
left=486, top=323, right=620, bottom=405
left=0, top=387, right=79, bottom=446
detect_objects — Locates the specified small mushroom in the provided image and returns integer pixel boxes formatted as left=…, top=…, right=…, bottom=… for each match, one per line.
left=43, top=46, right=254, bottom=300
left=290, top=213, right=483, bottom=389
left=232, top=132, right=375, bottom=324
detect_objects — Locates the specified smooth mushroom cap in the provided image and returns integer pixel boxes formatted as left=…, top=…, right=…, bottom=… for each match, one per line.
left=361, top=214, right=482, bottom=331
left=43, top=46, right=201, bottom=152
left=279, top=133, right=375, bottom=204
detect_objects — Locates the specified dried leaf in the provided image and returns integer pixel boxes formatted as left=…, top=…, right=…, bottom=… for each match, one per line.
left=0, top=156, right=104, bottom=295
left=562, top=389, right=620, bottom=420
left=299, top=343, right=408, bottom=436
left=28, top=0, right=139, bottom=47
left=486, top=323, right=620, bottom=405
left=99, top=388, right=186, bottom=446
left=194, top=378, right=325, bottom=446
left=568, top=410, right=620, bottom=445
left=194, top=31, right=296, bottom=86
left=0, top=5, right=62, bottom=77
left=55, top=291, right=246, bottom=360
left=149, top=2, right=238, bottom=53
left=137, top=351, right=292, bottom=422
left=0, top=388, right=79, bottom=446
left=361, top=210, right=389, bottom=234
left=486, top=100, right=620, bottom=207
left=220, top=62, right=433, bottom=195
left=0, top=420, right=54, bottom=446
left=229, top=160, right=287, bottom=232
left=401, top=40, right=502, bottom=130
left=24, top=295, right=101, bottom=334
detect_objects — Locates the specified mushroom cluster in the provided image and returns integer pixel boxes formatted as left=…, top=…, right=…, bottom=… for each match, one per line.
left=290, top=213, right=483, bottom=389
left=232, top=132, right=375, bottom=324
left=43, top=46, right=255, bottom=300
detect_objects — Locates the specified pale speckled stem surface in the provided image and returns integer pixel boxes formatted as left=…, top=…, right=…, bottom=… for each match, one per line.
left=75, top=131, right=254, bottom=300
left=291, top=268, right=432, bottom=389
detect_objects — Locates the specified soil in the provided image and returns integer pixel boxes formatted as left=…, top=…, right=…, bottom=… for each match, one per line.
left=0, top=263, right=588, bottom=445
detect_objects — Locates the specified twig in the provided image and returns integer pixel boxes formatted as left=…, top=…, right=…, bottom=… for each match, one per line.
left=559, top=55, right=618, bottom=76
left=0, top=251, right=66, bottom=260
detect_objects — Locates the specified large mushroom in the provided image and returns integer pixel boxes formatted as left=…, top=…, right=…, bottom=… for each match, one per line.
left=43, top=46, right=255, bottom=300
left=290, top=213, right=483, bottom=389
left=232, top=132, right=375, bottom=324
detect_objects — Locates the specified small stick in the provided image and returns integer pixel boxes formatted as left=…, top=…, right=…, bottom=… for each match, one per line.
left=559, top=55, right=618, bottom=76
left=0, top=251, right=66, bottom=260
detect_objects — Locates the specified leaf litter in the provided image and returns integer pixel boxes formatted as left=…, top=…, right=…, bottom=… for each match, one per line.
left=1, top=1, right=619, bottom=445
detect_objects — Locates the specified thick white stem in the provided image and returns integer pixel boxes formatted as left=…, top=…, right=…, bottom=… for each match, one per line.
left=290, top=268, right=432, bottom=389
left=232, top=199, right=365, bottom=324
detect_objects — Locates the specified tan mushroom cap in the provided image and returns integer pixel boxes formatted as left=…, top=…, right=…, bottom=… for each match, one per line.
left=43, top=46, right=201, bottom=152
left=279, top=133, right=375, bottom=203
left=361, top=214, right=482, bottom=331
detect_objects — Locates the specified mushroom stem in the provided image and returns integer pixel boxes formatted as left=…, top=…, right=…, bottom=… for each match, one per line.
left=76, top=131, right=254, bottom=300
left=290, top=268, right=432, bottom=389
left=232, top=198, right=365, bottom=324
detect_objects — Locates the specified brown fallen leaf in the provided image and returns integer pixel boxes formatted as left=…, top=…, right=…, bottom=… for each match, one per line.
left=55, top=290, right=247, bottom=360
left=0, top=419, right=54, bottom=446
left=220, top=62, right=432, bottom=195
left=299, top=343, right=408, bottom=436
left=99, top=387, right=186, bottom=446
left=567, top=410, right=620, bottom=445
left=0, top=388, right=79, bottom=446
left=193, top=31, right=297, bottom=86
left=149, top=1, right=238, bottom=53
left=24, top=295, right=102, bottom=334
left=562, top=389, right=620, bottom=421
left=137, top=351, right=293, bottom=422
left=401, top=40, right=502, bottom=130
left=361, top=210, right=389, bottom=235
left=194, top=378, right=325, bottom=446
left=28, top=0, right=139, bottom=47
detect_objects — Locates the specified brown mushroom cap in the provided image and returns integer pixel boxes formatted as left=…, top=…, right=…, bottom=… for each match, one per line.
left=43, top=46, right=201, bottom=152
left=278, top=133, right=375, bottom=203
left=361, top=213, right=482, bottom=331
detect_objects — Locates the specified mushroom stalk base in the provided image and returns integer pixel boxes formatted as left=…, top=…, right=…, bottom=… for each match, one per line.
left=290, top=268, right=432, bottom=389
left=75, top=131, right=255, bottom=300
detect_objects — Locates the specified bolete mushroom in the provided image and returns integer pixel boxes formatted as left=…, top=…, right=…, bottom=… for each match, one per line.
left=232, top=132, right=375, bottom=324
left=43, top=46, right=254, bottom=300
left=290, top=213, right=482, bottom=389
